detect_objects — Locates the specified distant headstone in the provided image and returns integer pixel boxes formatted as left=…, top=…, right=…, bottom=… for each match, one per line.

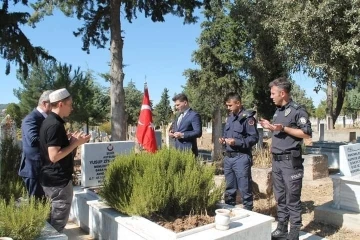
left=319, top=123, right=325, bottom=141
left=165, top=123, right=175, bottom=147
left=349, top=132, right=357, bottom=143
left=339, top=143, right=360, bottom=177
left=81, top=141, right=135, bottom=187
left=155, top=130, right=162, bottom=149
left=256, top=124, right=263, bottom=149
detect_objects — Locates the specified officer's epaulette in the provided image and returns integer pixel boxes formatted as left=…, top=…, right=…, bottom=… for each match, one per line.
left=289, top=101, right=301, bottom=110
left=240, top=110, right=256, bottom=120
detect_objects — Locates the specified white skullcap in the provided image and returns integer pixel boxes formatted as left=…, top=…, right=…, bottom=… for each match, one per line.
left=49, top=88, right=71, bottom=103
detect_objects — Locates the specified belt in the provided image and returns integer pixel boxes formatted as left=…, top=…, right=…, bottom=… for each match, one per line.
left=223, top=151, right=247, bottom=158
left=272, top=152, right=291, bottom=161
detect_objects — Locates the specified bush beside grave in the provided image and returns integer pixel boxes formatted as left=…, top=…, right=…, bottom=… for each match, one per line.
left=0, top=197, right=50, bottom=240
left=0, top=136, right=51, bottom=240
left=0, top=136, right=24, bottom=201
left=100, top=148, right=224, bottom=217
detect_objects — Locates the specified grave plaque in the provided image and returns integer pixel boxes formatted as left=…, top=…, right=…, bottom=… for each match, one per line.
left=339, top=143, right=360, bottom=177
left=81, top=141, right=135, bottom=187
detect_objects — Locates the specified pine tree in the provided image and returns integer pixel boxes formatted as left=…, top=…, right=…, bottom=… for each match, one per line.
left=0, top=0, right=54, bottom=77
left=154, top=88, right=172, bottom=127
left=124, top=81, right=142, bottom=126
left=30, top=0, right=212, bottom=140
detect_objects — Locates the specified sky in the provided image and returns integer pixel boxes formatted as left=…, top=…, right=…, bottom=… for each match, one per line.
left=0, top=4, right=326, bottom=107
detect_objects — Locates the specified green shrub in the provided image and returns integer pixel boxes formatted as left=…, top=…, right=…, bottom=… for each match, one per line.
left=1, top=136, right=22, bottom=183
left=0, top=136, right=25, bottom=201
left=0, top=180, right=25, bottom=203
left=98, top=122, right=111, bottom=135
left=100, top=148, right=223, bottom=217
left=0, top=196, right=50, bottom=240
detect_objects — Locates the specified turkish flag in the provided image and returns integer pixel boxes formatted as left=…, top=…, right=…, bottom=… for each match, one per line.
left=136, top=85, right=157, bottom=153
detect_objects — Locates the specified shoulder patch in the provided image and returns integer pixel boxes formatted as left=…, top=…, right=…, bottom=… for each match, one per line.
left=298, top=117, right=307, bottom=124
left=248, top=119, right=255, bottom=126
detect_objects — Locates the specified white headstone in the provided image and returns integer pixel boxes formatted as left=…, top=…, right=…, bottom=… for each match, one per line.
left=81, top=141, right=135, bottom=187
left=319, top=123, right=325, bottom=141
left=339, top=143, right=360, bottom=177
left=155, top=130, right=162, bottom=149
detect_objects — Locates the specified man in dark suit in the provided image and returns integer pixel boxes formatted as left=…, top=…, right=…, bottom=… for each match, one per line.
left=18, top=90, right=53, bottom=198
left=169, top=93, right=202, bottom=156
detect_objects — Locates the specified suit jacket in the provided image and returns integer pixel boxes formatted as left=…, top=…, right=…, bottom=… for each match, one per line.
left=18, top=109, right=45, bottom=178
left=172, top=108, right=202, bottom=156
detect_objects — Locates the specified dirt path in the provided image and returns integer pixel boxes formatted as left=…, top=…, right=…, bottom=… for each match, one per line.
left=299, top=177, right=359, bottom=240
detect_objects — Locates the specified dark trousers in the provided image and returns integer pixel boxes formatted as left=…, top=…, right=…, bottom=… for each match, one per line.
left=272, top=157, right=303, bottom=227
left=224, top=154, right=253, bottom=209
left=22, top=177, right=45, bottom=199
left=42, top=180, right=73, bottom=232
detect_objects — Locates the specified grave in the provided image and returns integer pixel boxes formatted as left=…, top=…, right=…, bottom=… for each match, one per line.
left=81, top=141, right=135, bottom=187
left=303, top=154, right=329, bottom=181
left=305, top=141, right=347, bottom=169
left=314, top=143, right=360, bottom=232
left=70, top=187, right=274, bottom=240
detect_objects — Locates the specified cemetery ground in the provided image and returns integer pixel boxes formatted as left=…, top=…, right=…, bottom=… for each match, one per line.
left=63, top=174, right=359, bottom=240
left=68, top=131, right=360, bottom=240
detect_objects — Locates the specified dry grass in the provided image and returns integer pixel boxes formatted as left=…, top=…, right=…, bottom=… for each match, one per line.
left=252, top=146, right=272, bottom=168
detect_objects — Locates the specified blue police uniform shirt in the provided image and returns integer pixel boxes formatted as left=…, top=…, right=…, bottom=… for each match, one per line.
left=271, top=100, right=312, bottom=154
left=223, top=108, right=259, bottom=153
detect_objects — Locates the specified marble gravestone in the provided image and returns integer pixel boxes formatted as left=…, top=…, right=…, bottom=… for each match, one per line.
left=339, top=143, right=360, bottom=177
left=315, top=143, right=360, bottom=232
left=81, top=141, right=135, bottom=187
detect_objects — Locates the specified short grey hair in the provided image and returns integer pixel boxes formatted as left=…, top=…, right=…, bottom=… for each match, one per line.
left=38, top=90, right=54, bottom=106
left=269, top=77, right=292, bottom=93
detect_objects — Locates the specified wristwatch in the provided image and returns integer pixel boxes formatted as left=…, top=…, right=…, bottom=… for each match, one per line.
left=280, top=124, right=285, bottom=132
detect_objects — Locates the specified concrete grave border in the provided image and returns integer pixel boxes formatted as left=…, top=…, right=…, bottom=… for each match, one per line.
left=70, top=187, right=274, bottom=240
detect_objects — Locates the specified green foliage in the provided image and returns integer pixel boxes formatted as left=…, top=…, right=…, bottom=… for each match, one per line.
left=0, top=0, right=54, bottom=77
left=98, top=121, right=111, bottom=135
left=14, top=61, right=109, bottom=127
left=0, top=134, right=49, bottom=240
left=0, top=135, right=24, bottom=201
left=343, top=89, right=360, bottom=121
left=100, top=148, right=223, bottom=217
left=153, top=88, right=172, bottom=127
left=4, top=103, right=22, bottom=128
left=315, top=100, right=327, bottom=120
left=124, top=81, right=142, bottom=126
left=0, top=196, right=50, bottom=240
left=289, top=79, right=315, bottom=116
left=184, top=1, right=245, bottom=110
left=30, top=0, right=211, bottom=141
left=0, top=137, right=22, bottom=184
left=264, top=0, right=360, bottom=124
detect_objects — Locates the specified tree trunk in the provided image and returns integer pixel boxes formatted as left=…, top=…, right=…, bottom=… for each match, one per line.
left=333, top=77, right=347, bottom=126
left=212, top=106, right=223, bottom=162
left=109, top=0, right=126, bottom=141
left=326, top=77, right=334, bottom=129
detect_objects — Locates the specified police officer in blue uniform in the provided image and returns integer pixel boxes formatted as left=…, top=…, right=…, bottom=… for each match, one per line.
left=260, top=77, right=312, bottom=240
left=219, top=92, right=259, bottom=211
